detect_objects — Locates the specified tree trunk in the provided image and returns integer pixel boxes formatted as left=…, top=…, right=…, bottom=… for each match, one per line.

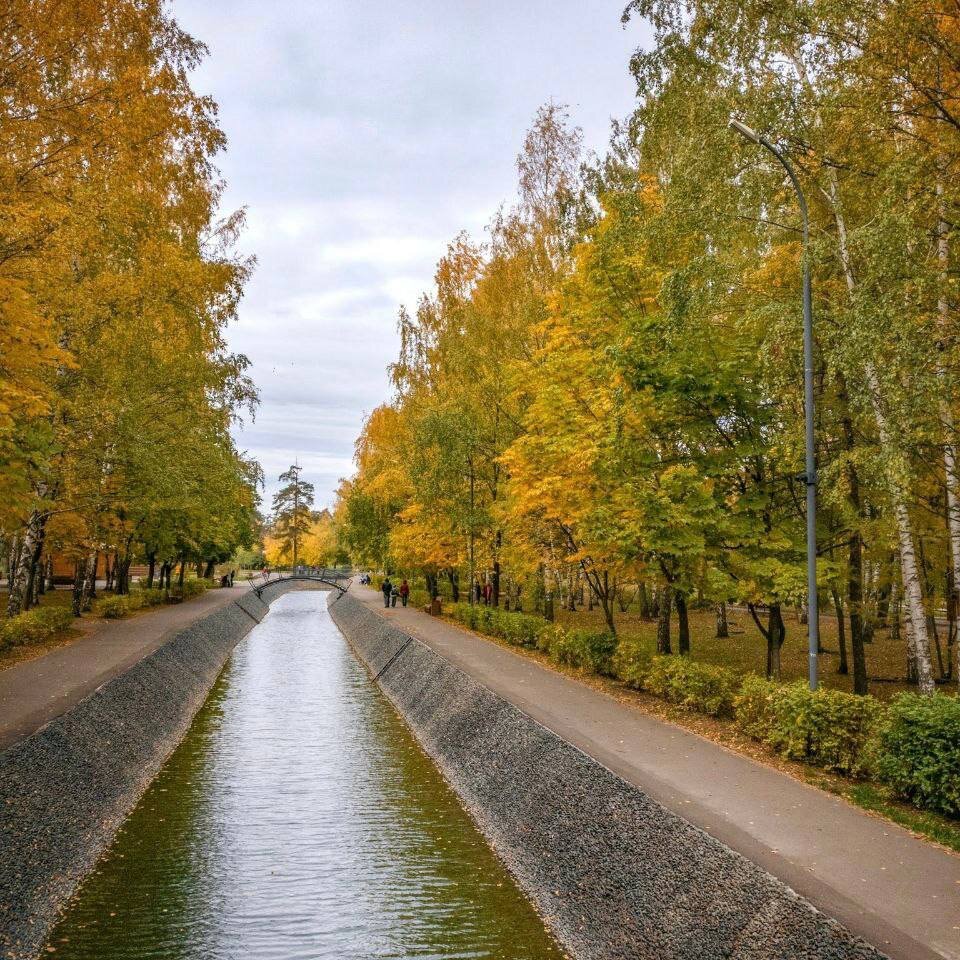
left=715, top=601, right=729, bottom=638
left=829, top=177, right=935, bottom=693
left=748, top=603, right=785, bottom=681
left=675, top=588, right=690, bottom=655
left=6, top=521, right=37, bottom=617
left=177, top=559, right=186, bottom=592
left=203, top=559, right=216, bottom=579
left=833, top=588, right=849, bottom=675
left=890, top=564, right=901, bottom=643
left=639, top=582, right=653, bottom=620
left=83, top=553, right=97, bottom=609
left=71, top=560, right=85, bottom=617
left=768, top=605, right=785, bottom=681
left=146, top=552, right=156, bottom=589
left=656, top=586, right=672, bottom=655
left=24, top=521, right=47, bottom=610
left=936, top=174, right=960, bottom=688
left=447, top=568, right=459, bottom=602
left=36, top=555, right=46, bottom=597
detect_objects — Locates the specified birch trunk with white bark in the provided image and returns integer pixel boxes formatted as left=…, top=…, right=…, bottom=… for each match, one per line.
left=828, top=178, right=936, bottom=693
left=936, top=177, right=960, bottom=687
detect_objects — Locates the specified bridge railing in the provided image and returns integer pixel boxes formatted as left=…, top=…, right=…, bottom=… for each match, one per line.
left=249, top=566, right=352, bottom=598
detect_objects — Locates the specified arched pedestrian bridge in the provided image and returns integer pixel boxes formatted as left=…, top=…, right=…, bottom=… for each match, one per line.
left=249, top=567, right=351, bottom=599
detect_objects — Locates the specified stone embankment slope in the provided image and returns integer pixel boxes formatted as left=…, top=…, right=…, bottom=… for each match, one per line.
left=0, top=583, right=253, bottom=751
left=336, top=586, right=960, bottom=960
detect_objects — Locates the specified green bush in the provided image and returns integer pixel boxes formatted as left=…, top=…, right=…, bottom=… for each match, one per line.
left=734, top=675, right=779, bottom=740
left=736, top=678, right=883, bottom=777
left=136, top=587, right=167, bottom=607
left=874, top=693, right=960, bottom=817
left=0, top=605, right=74, bottom=650
left=408, top=588, right=430, bottom=609
left=175, top=578, right=211, bottom=600
left=534, top=622, right=563, bottom=654
left=448, top=602, right=548, bottom=649
left=93, top=593, right=148, bottom=618
left=612, top=636, right=652, bottom=688
left=550, top=628, right=618, bottom=675
left=643, top=656, right=739, bottom=717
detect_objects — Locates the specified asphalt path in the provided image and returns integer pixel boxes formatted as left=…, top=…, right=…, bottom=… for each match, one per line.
left=0, top=583, right=250, bottom=752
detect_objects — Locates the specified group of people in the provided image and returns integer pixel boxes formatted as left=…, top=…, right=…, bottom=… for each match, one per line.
left=473, top=580, right=494, bottom=605
left=380, top=576, right=410, bottom=608
left=369, top=574, right=498, bottom=607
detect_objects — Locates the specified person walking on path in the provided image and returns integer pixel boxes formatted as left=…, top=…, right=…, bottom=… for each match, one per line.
left=399, top=579, right=410, bottom=607
left=381, top=577, right=393, bottom=609
left=390, top=582, right=400, bottom=608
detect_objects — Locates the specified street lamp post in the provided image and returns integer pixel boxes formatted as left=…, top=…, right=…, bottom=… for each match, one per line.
left=729, top=117, right=819, bottom=691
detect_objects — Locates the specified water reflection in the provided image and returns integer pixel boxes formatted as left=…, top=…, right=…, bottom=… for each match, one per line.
left=48, top=591, right=561, bottom=959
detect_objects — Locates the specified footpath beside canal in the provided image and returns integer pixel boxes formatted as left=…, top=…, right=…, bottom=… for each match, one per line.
left=0, top=583, right=254, bottom=752
left=337, top=585, right=960, bottom=960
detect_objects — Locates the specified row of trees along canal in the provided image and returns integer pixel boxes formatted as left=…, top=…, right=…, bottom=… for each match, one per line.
left=1, top=2, right=261, bottom=618
left=332, top=2, right=960, bottom=698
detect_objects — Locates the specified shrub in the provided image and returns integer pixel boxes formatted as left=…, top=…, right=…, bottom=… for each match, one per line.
left=93, top=593, right=148, bottom=618
left=176, top=578, right=211, bottom=600
left=535, top=623, right=564, bottom=654
left=643, top=656, right=740, bottom=717
left=612, top=636, right=652, bottom=688
left=448, top=603, right=549, bottom=649
left=448, top=602, right=474, bottom=628
left=408, top=588, right=430, bottom=609
left=496, top=612, right=543, bottom=648
left=735, top=679, right=883, bottom=778
left=550, top=628, right=618, bottom=675
left=874, top=693, right=960, bottom=817
left=734, top=675, right=778, bottom=741
left=136, top=587, right=167, bottom=607
left=0, top=606, right=74, bottom=650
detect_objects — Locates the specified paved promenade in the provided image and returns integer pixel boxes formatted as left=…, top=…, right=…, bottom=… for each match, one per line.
left=353, top=585, right=960, bottom=960
left=0, top=583, right=250, bottom=752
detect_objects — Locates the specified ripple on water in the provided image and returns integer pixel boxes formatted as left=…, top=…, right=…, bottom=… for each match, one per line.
left=47, top=590, right=563, bottom=960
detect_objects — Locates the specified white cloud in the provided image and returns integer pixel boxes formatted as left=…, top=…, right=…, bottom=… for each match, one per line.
left=172, top=0, right=649, bottom=505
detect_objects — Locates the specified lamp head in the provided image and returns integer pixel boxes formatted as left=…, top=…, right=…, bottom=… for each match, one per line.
left=728, top=116, right=760, bottom=144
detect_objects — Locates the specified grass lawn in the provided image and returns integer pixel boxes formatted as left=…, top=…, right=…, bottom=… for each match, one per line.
left=554, top=603, right=950, bottom=701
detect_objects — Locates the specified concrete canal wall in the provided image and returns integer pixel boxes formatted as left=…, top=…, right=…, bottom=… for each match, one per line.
left=0, top=580, right=313, bottom=960
left=328, top=590, right=888, bottom=960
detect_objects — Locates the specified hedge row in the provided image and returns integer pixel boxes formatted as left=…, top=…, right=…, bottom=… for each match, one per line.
left=93, top=579, right=213, bottom=619
left=0, top=606, right=74, bottom=651
left=444, top=602, right=960, bottom=818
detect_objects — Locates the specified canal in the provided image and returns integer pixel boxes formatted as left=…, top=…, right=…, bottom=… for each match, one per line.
left=47, top=590, right=562, bottom=959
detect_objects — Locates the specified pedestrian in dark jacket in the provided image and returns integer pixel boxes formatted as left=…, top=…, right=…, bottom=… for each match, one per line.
left=381, top=577, right=393, bottom=608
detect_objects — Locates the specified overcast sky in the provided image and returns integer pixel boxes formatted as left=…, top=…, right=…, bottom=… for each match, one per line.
left=173, top=0, right=650, bottom=509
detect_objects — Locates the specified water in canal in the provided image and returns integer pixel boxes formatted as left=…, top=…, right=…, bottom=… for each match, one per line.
left=47, top=590, right=562, bottom=959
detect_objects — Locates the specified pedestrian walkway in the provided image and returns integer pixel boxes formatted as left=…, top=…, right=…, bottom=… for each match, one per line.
left=352, top=584, right=960, bottom=960
left=0, top=584, right=250, bottom=752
